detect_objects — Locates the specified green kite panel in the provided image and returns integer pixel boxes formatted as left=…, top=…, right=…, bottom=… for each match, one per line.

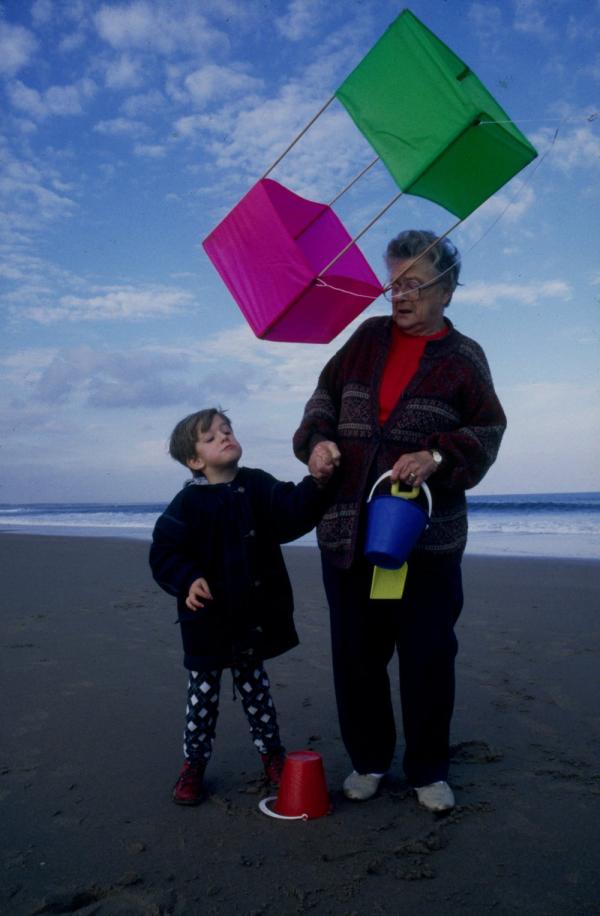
left=335, top=9, right=537, bottom=219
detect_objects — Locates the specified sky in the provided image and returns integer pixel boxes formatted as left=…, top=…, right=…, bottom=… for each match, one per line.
left=1, top=0, right=599, bottom=504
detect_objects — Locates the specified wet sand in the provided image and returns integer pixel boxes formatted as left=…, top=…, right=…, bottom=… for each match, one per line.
left=1, top=534, right=599, bottom=915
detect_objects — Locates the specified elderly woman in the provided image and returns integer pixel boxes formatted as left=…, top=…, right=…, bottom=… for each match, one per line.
left=293, top=230, right=506, bottom=811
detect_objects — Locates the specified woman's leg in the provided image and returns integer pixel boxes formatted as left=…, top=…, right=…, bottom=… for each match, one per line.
left=183, top=668, right=222, bottom=764
left=322, top=555, right=397, bottom=774
left=395, top=555, right=463, bottom=786
left=232, top=662, right=283, bottom=755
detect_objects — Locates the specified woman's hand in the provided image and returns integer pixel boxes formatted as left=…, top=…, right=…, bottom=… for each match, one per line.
left=308, top=440, right=341, bottom=483
left=391, top=450, right=439, bottom=488
left=186, top=577, right=213, bottom=611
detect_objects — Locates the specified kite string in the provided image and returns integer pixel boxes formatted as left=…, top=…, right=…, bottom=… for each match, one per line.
left=478, top=112, right=598, bottom=125
left=457, top=119, right=563, bottom=261
left=314, top=278, right=380, bottom=299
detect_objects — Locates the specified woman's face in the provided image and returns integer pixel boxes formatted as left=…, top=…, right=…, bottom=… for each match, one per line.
left=387, top=257, right=451, bottom=336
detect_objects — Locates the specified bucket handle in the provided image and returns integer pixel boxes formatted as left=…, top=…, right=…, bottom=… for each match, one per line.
left=367, top=470, right=432, bottom=517
left=258, top=796, right=309, bottom=820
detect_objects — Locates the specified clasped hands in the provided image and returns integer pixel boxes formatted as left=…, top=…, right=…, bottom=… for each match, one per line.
left=308, top=441, right=341, bottom=483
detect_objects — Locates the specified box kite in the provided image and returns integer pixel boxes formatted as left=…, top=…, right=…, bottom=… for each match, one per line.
left=203, top=8, right=537, bottom=343
left=203, top=179, right=383, bottom=344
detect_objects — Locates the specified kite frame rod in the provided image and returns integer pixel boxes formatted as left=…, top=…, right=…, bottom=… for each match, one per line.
left=328, top=156, right=380, bottom=207
left=316, top=189, right=404, bottom=278
left=262, top=94, right=336, bottom=179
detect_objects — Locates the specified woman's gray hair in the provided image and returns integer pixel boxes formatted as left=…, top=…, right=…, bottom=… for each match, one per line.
left=385, top=230, right=461, bottom=292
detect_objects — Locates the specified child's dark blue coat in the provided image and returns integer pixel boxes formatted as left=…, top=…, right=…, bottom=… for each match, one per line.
left=149, top=467, right=325, bottom=671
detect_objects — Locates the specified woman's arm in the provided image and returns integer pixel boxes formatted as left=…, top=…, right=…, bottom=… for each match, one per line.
left=422, top=347, right=507, bottom=491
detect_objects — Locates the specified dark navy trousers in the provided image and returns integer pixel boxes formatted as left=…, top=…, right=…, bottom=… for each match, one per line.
left=322, top=551, right=463, bottom=786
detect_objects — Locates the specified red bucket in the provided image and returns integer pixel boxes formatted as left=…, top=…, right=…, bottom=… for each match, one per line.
left=258, top=750, right=332, bottom=820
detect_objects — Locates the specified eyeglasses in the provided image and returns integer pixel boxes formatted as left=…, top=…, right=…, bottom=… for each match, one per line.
left=383, top=273, right=445, bottom=302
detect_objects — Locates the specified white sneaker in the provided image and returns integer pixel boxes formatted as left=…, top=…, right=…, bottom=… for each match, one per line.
left=343, top=770, right=384, bottom=801
left=414, top=780, right=455, bottom=812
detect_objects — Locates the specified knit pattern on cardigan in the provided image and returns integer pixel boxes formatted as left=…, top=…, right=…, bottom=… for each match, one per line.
left=293, top=317, right=507, bottom=568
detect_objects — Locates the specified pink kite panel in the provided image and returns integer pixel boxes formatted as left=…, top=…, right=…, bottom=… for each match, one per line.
left=202, top=178, right=382, bottom=343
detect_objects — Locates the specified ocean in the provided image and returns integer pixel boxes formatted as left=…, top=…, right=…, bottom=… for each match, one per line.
left=0, top=492, right=599, bottom=560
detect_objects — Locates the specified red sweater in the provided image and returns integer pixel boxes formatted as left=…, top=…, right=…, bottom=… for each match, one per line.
left=378, top=325, right=448, bottom=424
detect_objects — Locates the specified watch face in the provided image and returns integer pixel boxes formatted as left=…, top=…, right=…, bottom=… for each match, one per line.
left=431, top=449, right=442, bottom=465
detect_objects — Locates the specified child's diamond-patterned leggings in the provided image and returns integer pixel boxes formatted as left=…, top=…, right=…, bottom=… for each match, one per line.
left=183, top=662, right=282, bottom=764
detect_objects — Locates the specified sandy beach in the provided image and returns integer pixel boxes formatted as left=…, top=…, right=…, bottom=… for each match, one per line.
left=1, top=533, right=598, bottom=915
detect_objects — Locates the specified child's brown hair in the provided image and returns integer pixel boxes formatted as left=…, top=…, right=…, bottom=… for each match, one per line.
left=169, top=408, right=230, bottom=476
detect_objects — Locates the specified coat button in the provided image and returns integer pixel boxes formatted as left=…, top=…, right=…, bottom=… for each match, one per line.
left=247, top=529, right=255, bottom=537
left=254, top=579, right=261, bottom=587
left=237, top=486, right=245, bottom=493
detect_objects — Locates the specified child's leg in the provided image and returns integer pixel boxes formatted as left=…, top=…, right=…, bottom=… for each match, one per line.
left=183, top=669, right=222, bottom=764
left=231, top=662, right=283, bottom=755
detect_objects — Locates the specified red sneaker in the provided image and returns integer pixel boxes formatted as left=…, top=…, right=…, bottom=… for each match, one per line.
left=172, top=760, right=205, bottom=805
left=261, top=749, right=286, bottom=787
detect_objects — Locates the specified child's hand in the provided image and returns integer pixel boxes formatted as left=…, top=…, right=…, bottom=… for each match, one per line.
left=186, top=577, right=213, bottom=611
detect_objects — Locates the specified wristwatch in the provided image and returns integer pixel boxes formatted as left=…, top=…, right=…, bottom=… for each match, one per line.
left=429, top=448, right=443, bottom=468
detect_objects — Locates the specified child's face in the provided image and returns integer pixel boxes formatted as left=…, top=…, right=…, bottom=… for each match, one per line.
left=186, top=414, right=242, bottom=482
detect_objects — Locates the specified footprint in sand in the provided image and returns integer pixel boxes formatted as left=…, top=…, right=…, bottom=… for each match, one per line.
left=450, top=740, right=503, bottom=763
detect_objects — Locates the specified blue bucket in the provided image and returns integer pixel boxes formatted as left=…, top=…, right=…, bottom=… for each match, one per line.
left=364, top=471, right=432, bottom=570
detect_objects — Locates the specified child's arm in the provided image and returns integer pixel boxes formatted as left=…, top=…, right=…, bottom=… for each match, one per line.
left=149, top=499, right=206, bottom=601
left=258, top=471, right=329, bottom=544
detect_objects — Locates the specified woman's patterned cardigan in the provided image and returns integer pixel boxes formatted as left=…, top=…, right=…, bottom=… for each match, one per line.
left=293, top=316, right=507, bottom=568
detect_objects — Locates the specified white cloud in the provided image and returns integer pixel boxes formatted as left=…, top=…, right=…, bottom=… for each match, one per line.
left=455, top=279, right=571, bottom=308
left=31, top=0, right=54, bottom=26
left=21, top=284, right=195, bottom=324
left=0, top=150, right=78, bottom=236
left=475, top=184, right=536, bottom=225
left=59, top=30, right=87, bottom=53
left=184, top=64, right=263, bottom=109
left=584, top=54, right=600, bottom=81
left=32, top=346, right=199, bottom=407
left=275, top=0, right=324, bottom=41
left=94, top=0, right=227, bottom=55
left=496, top=380, right=600, bottom=491
left=133, top=143, right=167, bottom=158
left=530, top=124, right=600, bottom=173
left=102, top=53, right=144, bottom=89
left=120, top=88, right=165, bottom=117
left=0, top=22, right=37, bottom=75
left=513, top=0, right=553, bottom=39
left=177, top=80, right=373, bottom=196
left=0, top=348, right=57, bottom=385
left=467, top=3, right=504, bottom=47
left=7, top=78, right=96, bottom=120
left=93, top=116, right=148, bottom=136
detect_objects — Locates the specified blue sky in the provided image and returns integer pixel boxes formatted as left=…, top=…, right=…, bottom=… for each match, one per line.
left=1, top=0, right=599, bottom=503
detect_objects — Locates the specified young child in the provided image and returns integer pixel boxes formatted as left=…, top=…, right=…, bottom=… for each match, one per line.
left=149, top=408, right=326, bottom=805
